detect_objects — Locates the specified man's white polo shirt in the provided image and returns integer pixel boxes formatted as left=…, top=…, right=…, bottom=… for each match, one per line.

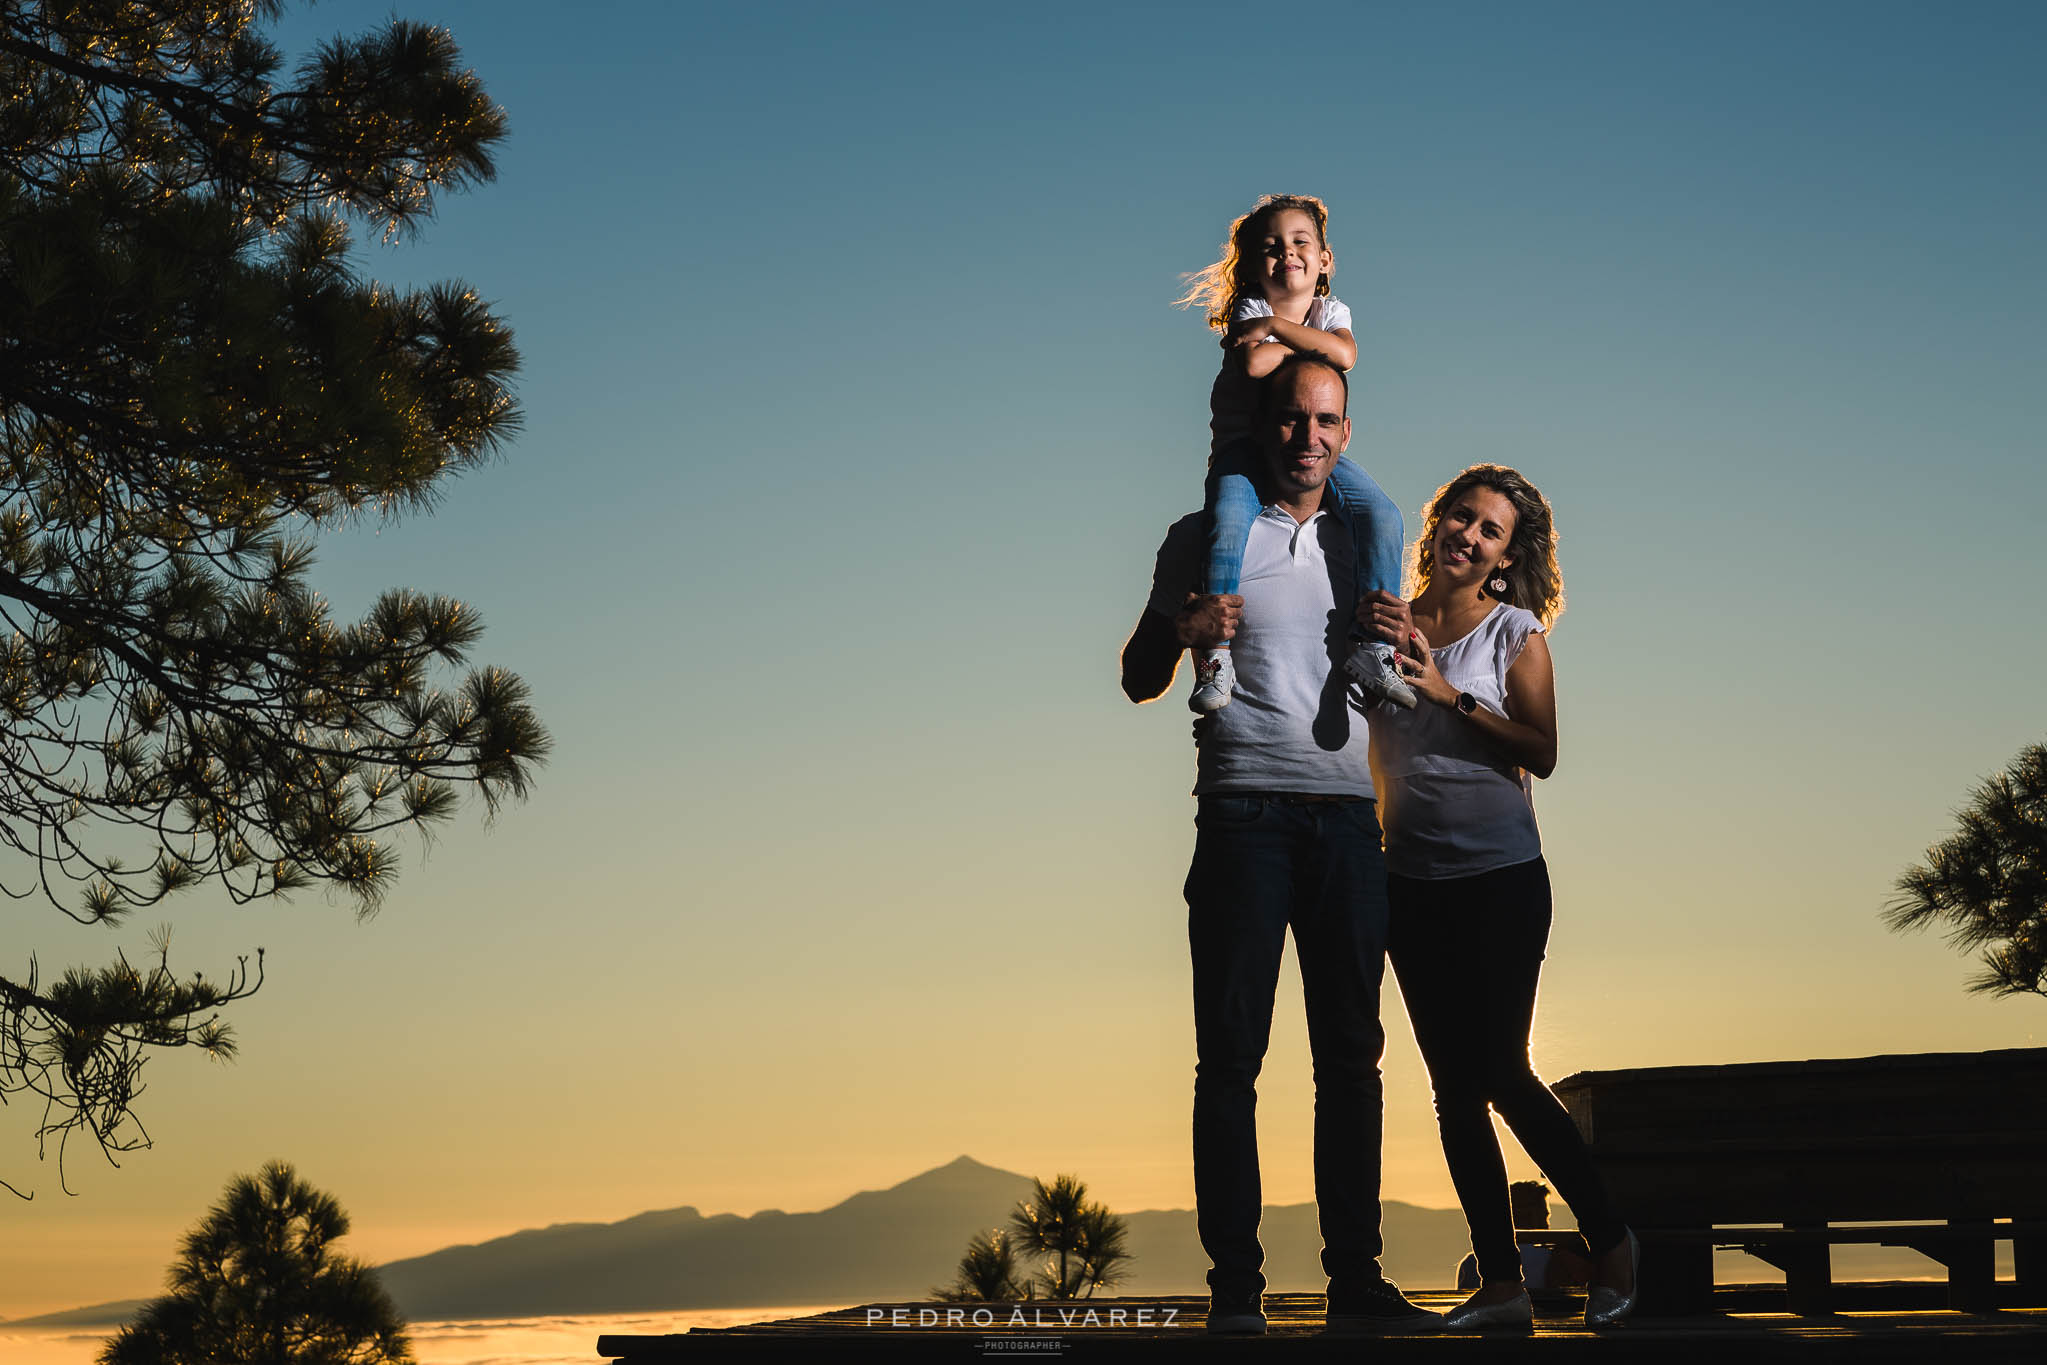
left=1147, top=505, right=1372, bottom=798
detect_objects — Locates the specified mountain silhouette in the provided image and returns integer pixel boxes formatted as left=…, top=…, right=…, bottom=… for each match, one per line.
left=377, top=1155, right=1042, bottom=1316
left=21, top=1155, right=1974, bottom=1327
left=371, top=1155, right=1480, bottom=1318
left=21, top=1156, right=1477, bottom=1325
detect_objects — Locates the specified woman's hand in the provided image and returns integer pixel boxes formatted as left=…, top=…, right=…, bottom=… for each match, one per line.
left=1357, top=590, right=1415, bottom=652
left=1393, top=629, right=1559, bottom=777
left=1396, top=629, right=1461, bottom=708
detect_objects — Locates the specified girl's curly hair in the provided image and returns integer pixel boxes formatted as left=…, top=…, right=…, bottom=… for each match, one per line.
left=1411, top=464, right=1566, bottom=630
left=1175, top=194, right=1332, bottom=331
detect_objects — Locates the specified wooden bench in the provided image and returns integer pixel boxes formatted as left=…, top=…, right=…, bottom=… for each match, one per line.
left=1551, top=1047, right=2047, bottom=1315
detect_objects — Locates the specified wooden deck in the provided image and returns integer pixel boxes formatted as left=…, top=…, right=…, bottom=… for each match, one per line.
left=599, top=1289, right=2047, bottom=1361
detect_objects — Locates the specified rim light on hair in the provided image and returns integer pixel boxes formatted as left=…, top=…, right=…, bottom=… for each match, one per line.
left=1175, top=193, right=1334, bottom=331
left=1411, top=464, right=1566, bottom=630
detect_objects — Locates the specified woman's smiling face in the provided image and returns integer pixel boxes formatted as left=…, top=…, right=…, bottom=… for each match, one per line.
left=1431, top=485, right=1519, bottom=582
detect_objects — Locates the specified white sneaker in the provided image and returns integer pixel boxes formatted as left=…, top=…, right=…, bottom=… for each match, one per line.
left=1345, top=640, right=1416, bottom=709
left=1442, top=1289, right=1533, bottom=1332
left=1189, top=649, right=1234, bottom=713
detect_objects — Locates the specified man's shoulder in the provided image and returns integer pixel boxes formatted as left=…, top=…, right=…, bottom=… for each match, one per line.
left=1150, top=510, right=1206, bottom=562
left=1145, top=513, right=1207, bottom=618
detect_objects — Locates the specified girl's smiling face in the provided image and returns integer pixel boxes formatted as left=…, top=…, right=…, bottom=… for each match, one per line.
left=1254, top=208, right=1331, bottom=298
left=1431, top=486, right=1519, bottom=583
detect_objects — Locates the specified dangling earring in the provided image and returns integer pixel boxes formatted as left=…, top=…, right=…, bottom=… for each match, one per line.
left=1487, top=564, right=1511, bottom=597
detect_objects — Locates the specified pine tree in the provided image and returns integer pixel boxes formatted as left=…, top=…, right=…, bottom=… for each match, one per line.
left=1008, top=1174, right=1132, bottom=1300
left=1072, top=1199, right=1132, bottom=1298
left=0, top=1, right=547, bottom=1186
left=1887, top=742, right=2047, bottom=998
left=99, top=1160, right=413, bottom=1365
left=934, top=1228, right=1028, bottom=1302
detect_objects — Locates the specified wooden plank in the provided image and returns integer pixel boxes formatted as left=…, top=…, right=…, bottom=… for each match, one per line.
left=1554, top=1048, right=2047, bottom=1154
left=1586, top=1151, right=2042, bottom=1226
left=596, top=1294, right=2047, bottom=1362
left=1634, top=1220, right=2047, bottom=1247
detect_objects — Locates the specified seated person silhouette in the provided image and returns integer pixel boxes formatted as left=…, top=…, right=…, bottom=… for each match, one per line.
left=1454, top=1181, right=1592, bottom=1309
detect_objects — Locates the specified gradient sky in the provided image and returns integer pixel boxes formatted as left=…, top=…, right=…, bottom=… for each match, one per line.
left=5, top=0, right=2045, bottom=1318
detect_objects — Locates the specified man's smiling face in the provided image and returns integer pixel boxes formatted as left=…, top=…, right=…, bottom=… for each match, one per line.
left=1261, top=362, right=1351, bottom=506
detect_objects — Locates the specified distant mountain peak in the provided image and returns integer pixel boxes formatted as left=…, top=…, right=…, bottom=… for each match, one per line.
left=853, top=1156, right=1032, bottom=1200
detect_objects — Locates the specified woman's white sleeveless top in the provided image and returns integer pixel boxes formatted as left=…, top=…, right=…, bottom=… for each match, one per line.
left=1369, top=603, right=1545, bottom=879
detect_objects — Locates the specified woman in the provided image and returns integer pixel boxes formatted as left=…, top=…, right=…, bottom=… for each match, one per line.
left=1361, top=465, right=1637, bottom=1331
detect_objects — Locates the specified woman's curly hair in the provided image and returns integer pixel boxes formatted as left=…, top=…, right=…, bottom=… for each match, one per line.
left=1411, top=464, right=1566, bottom=629
left=1175, top=194, right=1332, bottom=331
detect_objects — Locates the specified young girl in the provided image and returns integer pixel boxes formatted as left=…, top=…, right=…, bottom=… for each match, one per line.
left=1176, top=194, right=1413, bottom=714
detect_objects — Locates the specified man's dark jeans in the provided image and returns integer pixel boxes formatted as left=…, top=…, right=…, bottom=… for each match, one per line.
left=1186, top=792, right=1391, bottom=1298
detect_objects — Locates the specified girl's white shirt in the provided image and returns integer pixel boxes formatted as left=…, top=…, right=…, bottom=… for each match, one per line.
left=1233, top=294, right=1354, bottom=334
left=1209, top=296, right=1354, bottom=457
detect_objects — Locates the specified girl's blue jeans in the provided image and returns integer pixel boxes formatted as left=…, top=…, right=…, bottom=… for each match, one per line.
left=1203, top=441, right=1403, bottom=606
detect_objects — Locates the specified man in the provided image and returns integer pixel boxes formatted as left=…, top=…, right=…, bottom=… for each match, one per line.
left=1120, top=354, right=1438, bottom=1336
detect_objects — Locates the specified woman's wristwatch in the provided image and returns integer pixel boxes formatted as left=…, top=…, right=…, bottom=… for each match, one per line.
left=1455, top=691, right=1479, bottom=716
